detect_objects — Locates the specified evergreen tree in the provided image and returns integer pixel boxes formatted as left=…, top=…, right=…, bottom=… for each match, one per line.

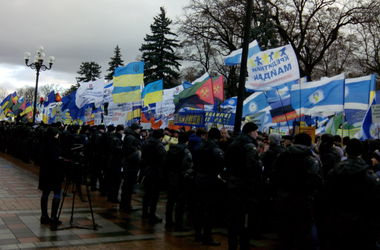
left=140, top=7, right=181, bottom=89
left=105, top=45, right=124, bottom=81
left=76, top=61, right=102, bottom=83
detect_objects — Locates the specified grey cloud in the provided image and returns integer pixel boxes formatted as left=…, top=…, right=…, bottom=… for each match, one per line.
left=0, top=0, right=187, bottom=90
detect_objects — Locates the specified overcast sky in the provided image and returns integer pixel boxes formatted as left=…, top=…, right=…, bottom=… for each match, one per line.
left=0, top=0, right=188, bottom=93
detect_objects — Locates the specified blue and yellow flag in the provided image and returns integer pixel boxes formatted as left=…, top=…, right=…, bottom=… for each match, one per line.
left=0, top=93, right=11, bottom=111
left=112, top=62, right=144, bottom=103
left=142, top=79, right=163, bottom=106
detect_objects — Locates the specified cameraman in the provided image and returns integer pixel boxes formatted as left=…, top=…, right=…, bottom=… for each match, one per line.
left=39, top=127, right=64, bottom=226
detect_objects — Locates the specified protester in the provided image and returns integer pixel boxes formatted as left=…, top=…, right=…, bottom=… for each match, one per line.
left=165, top=131, right=193, bottom=230
left=321, top=138, right=380, bottom=250
left=120, top=123, right=142, bottom=211
left=225, top=122, right=263, bottom=250
left=319, top=133, right=342, bottom=178
left=141, top=129, right=166, bottom=224
left=105, top=124, right=124, bottom=203
left=193, top=127, right=224, bottom=246
left=271, top=133, right=322, bottom=250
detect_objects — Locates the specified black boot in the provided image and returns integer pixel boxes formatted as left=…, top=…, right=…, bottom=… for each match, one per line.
left=40, top=195, right=51, bottom=224
left=50, top=198, right=62, bottom=226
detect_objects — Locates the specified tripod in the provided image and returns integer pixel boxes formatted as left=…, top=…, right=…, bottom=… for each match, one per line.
left=56, top=162, right=98, bottom=230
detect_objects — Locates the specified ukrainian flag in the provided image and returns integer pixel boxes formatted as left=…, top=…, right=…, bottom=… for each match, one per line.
left=112, top=62, right=144, bottom=103
left=142, top=79, right=163, bottom=106
left=20, top=102, right=33, bottom=116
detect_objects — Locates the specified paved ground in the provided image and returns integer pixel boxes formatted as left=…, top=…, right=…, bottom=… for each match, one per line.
left=0, top=153, right=276, bottom=249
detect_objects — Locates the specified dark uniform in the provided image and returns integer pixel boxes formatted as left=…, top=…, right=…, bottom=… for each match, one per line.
left=105, top=126, right=124, bottom=203
left=225, top=123, right=263, bottom=250
left=165, top=136, right=193, bottom=230
left=193, top=128, right=224, bottom=246
left=272, top=133, right=322, bottom=250
left=321, top=139, right=380, bottom=250
left=120, top=126, right=142, bottom=211
left=141, top=129, right=166, bottom=223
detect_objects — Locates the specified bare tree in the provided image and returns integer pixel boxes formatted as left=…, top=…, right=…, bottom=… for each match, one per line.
left=39, top=84, right=64, bottom=98
left=312, top=33, right=362, bottom=79
left=178, top=0, right=250, bottom=96
left=262, top=0, right=379, bottom=79
left=355, top=15, right=380, bottom=75
left=0, top=87, right=9, bottom=100
left=16, top=87, right=35, bottom=103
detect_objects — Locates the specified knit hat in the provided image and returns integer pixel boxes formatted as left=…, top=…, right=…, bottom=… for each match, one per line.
left=116, top=124, right=124, bottom=132
left=345, top=138, right=363, bottom=157
left=242, top=122, right=258, bottom=134
left=208, top=128, right=221, bottom=140
left=130, top=123, right=142, bottom=131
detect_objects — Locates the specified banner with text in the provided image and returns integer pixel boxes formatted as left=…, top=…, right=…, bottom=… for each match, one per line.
left=174, top=111, right=205, bottom=127
left=246, top=44, right=300, bottom=90
left=204, top=111, right=235, bottom=126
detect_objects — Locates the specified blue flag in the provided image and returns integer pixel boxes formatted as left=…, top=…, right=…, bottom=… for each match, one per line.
left=44, top=91, right=56, bottom=107
left=224, top=40, right=261, bottom=66
left=345, top=74, right=376, bottom=110
left=291, top=73, right=345, bottom=116
left=361, top=98, right=376, bottom=140
left=243, top=92, right=270, bottom=117
left=220, top=96, right=237, bottom=113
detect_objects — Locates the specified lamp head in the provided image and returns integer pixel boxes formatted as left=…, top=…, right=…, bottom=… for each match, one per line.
left=24, top=52, right=31, bottom=64
left=48, top=56, right=55, bottom=67
left=35, top=46, right=45, bottom=63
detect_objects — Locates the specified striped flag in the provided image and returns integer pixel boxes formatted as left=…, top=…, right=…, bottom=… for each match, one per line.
left=112, top=62, right=144, bottom=103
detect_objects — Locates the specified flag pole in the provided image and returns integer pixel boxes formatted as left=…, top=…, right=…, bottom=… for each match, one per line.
left=233, top=0, right=253, bottom=135
left=298, top=78, right=302, bottom=121
left=275, top=87, right=291, bottom=133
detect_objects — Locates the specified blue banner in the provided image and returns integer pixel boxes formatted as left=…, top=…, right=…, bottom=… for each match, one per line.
left=205, top=111, right=235, bottom=126
left=174, top=111, right=205, bottom=127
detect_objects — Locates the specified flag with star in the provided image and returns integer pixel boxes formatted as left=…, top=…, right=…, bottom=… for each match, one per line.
left=212, top=76, right=224, bottom=103
left=246, top=44, right=300, bottom=90
left=173, top=78, right=214, bottom=112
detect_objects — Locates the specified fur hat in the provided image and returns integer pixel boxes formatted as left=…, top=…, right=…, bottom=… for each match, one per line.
left=269, top=133, right=282, bottom=145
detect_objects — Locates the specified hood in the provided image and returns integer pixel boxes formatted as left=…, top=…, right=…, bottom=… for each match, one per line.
left=125, top=128, right=139, bottom=138
left=333, top=157, right=369, bottom=175
left=233, top=134, right=257, bottom=147
left=287, top=144, right=312, bottom=156
left=169, top=143, right=187, bottom=153
left=189, top=134, right=202, bottom=143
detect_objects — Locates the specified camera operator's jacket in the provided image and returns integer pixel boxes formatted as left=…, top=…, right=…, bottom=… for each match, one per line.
left=39, top=137, right=64, bottom=191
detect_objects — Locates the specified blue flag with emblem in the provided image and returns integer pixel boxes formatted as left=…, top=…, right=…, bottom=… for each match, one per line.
left=361, top=98, right=376, bottom=140
left=291, top=73, right=345, bottom=116
left=220, top=96, right=237, bottom=113
left=243, top=92, right=270, bottom=117
left=344, top=74, right=376, bottom=110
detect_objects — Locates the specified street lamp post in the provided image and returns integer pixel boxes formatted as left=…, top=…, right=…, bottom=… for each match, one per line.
left=24, top=46, right=55, bottom=124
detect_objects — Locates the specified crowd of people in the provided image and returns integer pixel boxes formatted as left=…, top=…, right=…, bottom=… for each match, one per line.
left=0, top=121, right=379, bottom=250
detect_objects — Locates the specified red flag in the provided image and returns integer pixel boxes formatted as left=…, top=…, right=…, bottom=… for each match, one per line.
left=212, top=76, right=224, bottom=102
left=195, top=78, right=214, bottom=105
left=55, top=93, right=62, bottom=102
left=20, top=100, right=26, bottom=111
